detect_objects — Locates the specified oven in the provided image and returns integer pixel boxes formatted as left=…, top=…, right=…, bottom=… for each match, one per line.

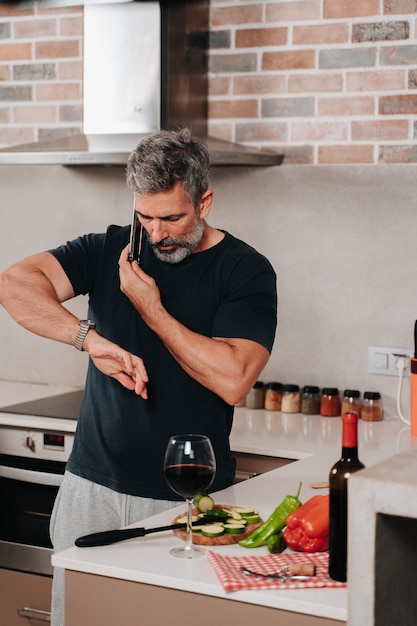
left=0, top=391, right=82, bottom=578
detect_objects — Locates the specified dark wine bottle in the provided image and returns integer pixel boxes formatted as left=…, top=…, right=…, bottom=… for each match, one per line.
left=328, top=412, right=365, bottom=582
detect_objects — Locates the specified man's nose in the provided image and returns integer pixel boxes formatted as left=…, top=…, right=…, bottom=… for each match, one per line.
left=149, top=220, right=168, bottom=243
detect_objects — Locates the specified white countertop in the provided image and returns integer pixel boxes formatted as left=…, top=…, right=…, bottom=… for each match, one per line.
left=1, top=382, right=415, bottom=621
left=52, top=404, right=416, bottom=623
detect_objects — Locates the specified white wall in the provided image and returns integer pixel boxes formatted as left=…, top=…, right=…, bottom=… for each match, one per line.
left=1, top=163, right=416, bottom=418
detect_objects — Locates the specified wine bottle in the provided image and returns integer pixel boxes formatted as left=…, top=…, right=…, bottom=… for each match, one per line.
left=328, top=412, right=365, bottom=582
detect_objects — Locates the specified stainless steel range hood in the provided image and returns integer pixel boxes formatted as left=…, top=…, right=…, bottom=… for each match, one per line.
left=0, top=1, right=283, bottom=167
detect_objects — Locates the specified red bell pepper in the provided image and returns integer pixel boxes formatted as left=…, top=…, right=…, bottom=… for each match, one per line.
left=283, top=494, right=329, bottom=552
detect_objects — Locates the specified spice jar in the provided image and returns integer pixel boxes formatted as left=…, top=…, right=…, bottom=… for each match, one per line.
left=361, top=391, right=383, bottom=421
left=320, top=387, right=341, bottom=417
left=245, top=381, right=265, bottom=409
left=301, top=386, right=320, bottom=415
left=341, top=389, right=361, bottom=416
left=264, top=382, right=283, bottom=411
left=281, top=384, right=301, bottom=413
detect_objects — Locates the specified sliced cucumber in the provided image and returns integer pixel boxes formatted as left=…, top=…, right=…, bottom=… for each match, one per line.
left=225, top=509, right=243, bottom=521
left=201, top=524, right=225, bottom=538
left=205, top=508, right=229, bottom=520
left=232, top=507, right=259, bottom=517
left=193, top=493, right=215, bottom=513
left=191, top=525, right=206, bottom=533
left=242, top=514, right=260, bottom=524
left=176, top=515, right=198, bottom=525
left=223, top=523, right=246, bottom=534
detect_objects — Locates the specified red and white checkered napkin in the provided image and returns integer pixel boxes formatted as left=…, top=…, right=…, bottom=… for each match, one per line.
left=206, top=550, right=346, bottom=592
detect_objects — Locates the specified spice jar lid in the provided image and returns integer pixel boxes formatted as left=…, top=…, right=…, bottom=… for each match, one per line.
left=363, top=391, right=381, bottom=400
left=343, top=389, right=361, bottom=398
left=265, top=382, right=282, bottom=390
left=282, top=384, right=300, bottom=393
left=322, top=387, right=339, bottom=395
left=302, top=385, right=319, bottom=394
left=252, top=380, right=265, bottom=389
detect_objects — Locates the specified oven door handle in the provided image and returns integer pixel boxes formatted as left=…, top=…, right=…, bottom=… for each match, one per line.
left=0, top=464, right=63, bottom=486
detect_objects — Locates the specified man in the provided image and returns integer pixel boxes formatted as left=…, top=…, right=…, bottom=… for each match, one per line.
left=0, top=128, right=277, bottom=625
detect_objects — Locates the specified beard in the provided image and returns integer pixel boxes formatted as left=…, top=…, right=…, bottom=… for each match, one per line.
left=148, top=219, right=205, bottom=264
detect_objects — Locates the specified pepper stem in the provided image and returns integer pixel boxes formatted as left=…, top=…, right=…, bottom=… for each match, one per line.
left=295, top=482, right=302, bottom=499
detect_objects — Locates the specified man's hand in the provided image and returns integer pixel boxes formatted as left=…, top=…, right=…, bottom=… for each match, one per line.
left=118, top=245, right=163, bottom=323
left=83, top=330, right=148, bottom=398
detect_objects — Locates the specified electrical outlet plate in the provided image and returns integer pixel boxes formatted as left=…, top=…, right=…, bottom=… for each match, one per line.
left=368, top=346, right=414, bottom=377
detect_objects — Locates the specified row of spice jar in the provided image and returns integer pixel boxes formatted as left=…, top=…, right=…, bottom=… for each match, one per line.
left=240, top=382, right=383, bottom=421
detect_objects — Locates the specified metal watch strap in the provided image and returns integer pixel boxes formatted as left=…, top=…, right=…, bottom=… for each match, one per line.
left=74, top=320, right=96, bottom=351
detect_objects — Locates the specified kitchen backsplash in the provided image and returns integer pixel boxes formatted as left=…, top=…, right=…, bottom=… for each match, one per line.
left=0, top=162, right=416, bottom=420
left=0, top=0, right=417, bottom=165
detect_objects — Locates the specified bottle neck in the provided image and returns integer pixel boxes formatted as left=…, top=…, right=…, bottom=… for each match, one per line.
left=342, top=413, right=359, bottom=448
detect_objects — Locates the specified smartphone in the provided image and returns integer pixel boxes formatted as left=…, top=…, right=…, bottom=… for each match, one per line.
left=128, top=202, right=143, bottom=263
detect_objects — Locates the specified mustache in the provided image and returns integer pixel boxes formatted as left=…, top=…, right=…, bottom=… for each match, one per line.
left=150, top=237, right=186, bottom=249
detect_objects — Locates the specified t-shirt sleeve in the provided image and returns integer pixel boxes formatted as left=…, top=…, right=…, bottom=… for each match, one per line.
left=48, top=232, right=106, bottom=296
left=211, top=252, right=277, bottom=353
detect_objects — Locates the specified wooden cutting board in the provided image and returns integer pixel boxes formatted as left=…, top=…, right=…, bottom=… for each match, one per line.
left=172, top=504, right=263, bottom=546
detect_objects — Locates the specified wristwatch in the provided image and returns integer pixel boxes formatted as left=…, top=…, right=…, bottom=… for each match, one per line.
left=74, top=320, right=96, bottom=351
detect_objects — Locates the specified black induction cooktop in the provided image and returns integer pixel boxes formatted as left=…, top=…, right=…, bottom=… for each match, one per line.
left=0, top=390, right=84, bottom=420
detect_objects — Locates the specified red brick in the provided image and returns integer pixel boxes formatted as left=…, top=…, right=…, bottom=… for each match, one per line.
left=409, top=69, right=417, bottom=88
left=0, top=5, right=34, bottom=17
left=58, top=60, right=83, bottom=81
left=266, top=1, right=321, bottom=22
left=14, top=18, right=57, bottom=39
left=318, top=145, right=375, bottom=163
left=210, top=53, right=257, bottom=74
left=207, top=122, right=234, bottom=142
left=293, top=24, right=348, bottom=45
left=352, top=119, right=409, bottom=140
left=262, top=50, right=315, bottom=71
left=384, top=0, right=417, bottom=14
left=236, top=27, right=287, bottom=48
left=324, top=0, right=380, bottom=18
left=379, top=144, right=417, bottom=162
left=0, top=127, right=35, bottom=148
left=0, top=65, right=11, bottom=81
left=291, top=121, right=347, bottom=142
left=280, top=146, right=314, bottom=164
left=234, top=74, right=286, bottom=95
left=289, top=73, right=343, bottom=93
left=208, top=76, right=232, bottom=97
left=211, top=5, right=263, bottom=27
left=0, top=107, right=10, bottom=123
left=0, top=43, right=32, bottom=61
left=35, top=82, right=80, bottom=101
left=318, top=96, right=375, bottom=116
left=379, top=94, right=417, bottom=114
left=346, top=70, right=405, bottom=91
left=60, top=16, right=83, bottom=37
left=13, top=104, right=57, bottom=123
left=35, top=40, right=80, bottom=60
left=235, top=122, right=288, bottom=142
left=209, top=99, right=258, bottom=119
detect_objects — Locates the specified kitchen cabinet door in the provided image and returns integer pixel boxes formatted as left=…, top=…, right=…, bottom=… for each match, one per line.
left=0, top=569, right=52, bottom=624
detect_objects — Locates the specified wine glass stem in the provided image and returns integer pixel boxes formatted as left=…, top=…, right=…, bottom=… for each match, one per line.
left=185, top=498, right=194, bottom=554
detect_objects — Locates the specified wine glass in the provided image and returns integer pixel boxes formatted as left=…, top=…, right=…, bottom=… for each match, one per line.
left=164, top=434, right=216, bottom=558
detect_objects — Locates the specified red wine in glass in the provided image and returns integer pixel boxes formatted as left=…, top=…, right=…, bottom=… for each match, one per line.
left=164, top=464, right=215, bottom=500
left=164, top=434, right=216, bottom=558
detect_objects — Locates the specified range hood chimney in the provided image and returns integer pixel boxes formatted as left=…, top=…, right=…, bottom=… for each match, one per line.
left=0, top=0, right=283, bottom=167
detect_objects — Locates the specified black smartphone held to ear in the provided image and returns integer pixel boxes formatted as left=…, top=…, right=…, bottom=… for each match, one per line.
left=128, top=202, right=143, bottom=264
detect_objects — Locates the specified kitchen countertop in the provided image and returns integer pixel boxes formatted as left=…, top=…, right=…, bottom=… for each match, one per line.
left=1, top=382, right=415, bottom=622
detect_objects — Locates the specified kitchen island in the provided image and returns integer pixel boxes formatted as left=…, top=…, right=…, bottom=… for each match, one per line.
left=52, top=406, right=416, bottom=626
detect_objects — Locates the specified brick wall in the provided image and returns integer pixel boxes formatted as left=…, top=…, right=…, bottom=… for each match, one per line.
left=208, top=0, right=417, bottom=164
left=1, top=0, right=417, bottom=165
left=0, top=2, right=83, bottom=147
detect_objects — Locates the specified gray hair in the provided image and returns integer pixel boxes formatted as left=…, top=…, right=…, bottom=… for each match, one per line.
left=126, top=128, right=210, bottom=209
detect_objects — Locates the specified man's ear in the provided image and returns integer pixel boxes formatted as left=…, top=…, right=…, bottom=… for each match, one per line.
left=198, top=189, right=214, bottom=219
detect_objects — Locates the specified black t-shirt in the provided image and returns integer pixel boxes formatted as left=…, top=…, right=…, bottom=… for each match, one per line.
left=50, top=226, right=277, bottom=499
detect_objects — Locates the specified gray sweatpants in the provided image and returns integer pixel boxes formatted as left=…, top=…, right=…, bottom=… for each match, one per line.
left=49, top=471, right=178, bottom=626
